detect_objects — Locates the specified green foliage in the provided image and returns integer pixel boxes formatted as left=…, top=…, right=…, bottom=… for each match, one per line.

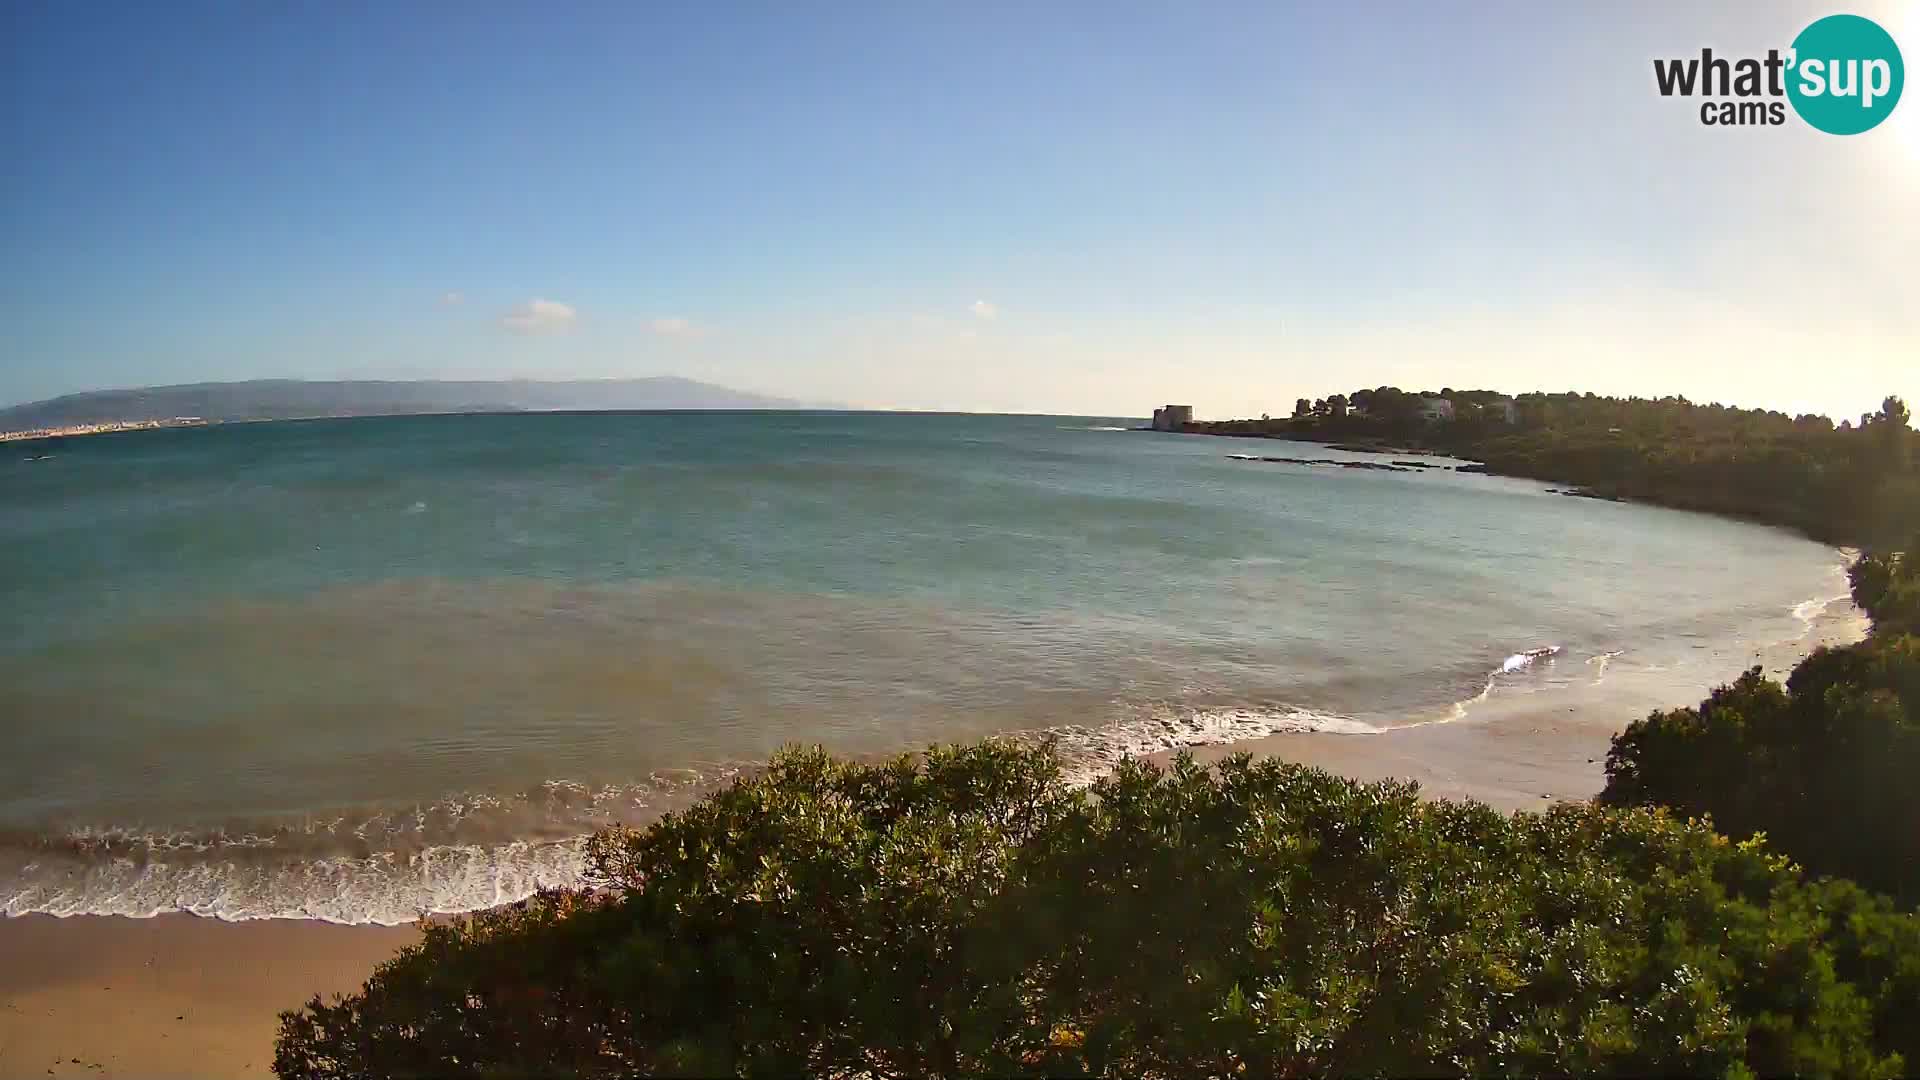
left=1198, top=390, right=1918, bottom=547
left=278, top=743, right=1920, bottom=1078
left=1850, top=540, right=1920, bottom=636
left=1603, top=548, right=1920, bottom=906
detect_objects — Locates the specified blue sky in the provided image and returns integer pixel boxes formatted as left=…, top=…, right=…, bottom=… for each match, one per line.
left=3, top=1, right=1915, bottom=418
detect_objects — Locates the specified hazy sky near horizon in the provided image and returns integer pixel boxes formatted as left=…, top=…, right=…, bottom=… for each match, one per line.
left=3, top=1, right=1916, bottom=420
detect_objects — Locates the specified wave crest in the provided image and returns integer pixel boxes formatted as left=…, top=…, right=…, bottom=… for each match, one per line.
left=1451, top=645, right=1564, bottom=719
left=0, top=707, right=1384, bottom=923
left=1002, top=706, right=1380, bottom=786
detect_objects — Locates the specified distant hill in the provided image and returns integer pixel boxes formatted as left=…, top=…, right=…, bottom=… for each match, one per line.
left=0, top=378, right=817, bottom=429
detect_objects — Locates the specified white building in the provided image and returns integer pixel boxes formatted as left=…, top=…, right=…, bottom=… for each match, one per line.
left=1418, top=396, right=1455, bottom=422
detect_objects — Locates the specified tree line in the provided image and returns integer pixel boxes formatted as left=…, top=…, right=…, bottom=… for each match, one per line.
left=1192, top=389, right=1918, bottom=547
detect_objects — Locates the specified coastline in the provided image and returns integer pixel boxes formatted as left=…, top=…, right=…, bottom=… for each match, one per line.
left=0, top=592, right=1869, bottom=1079
left=1, top=418, right=210, bottom=444
left=1163, top=421, right=1910, bottom=548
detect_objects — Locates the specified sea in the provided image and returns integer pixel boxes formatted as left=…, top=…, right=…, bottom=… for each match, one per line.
left=0, top=411, right=1860, bottom=923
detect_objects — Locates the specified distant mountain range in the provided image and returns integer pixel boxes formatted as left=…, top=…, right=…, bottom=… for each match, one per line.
left=0, top=378, right=818, bottom=430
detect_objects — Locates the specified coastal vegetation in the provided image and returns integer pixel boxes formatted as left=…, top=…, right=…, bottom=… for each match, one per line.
left=1192, top=390, right=1918, bottom=547
left=1603, top=537, right=1920, bottom=905
left=276, top=740, right=1920, bottom=1078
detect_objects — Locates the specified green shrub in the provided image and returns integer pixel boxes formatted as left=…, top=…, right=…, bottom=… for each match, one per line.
left=1604, top=542, right=1920, bottom=905
left=277, top=743, right=1919, bottom=1078
left=1851, top=541, right=1920, bottom=636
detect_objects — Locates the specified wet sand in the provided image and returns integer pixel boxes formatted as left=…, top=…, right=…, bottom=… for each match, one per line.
left=0, top=602, right=1868, bottom=1078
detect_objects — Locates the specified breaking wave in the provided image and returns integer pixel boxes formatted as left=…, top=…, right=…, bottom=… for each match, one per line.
left=1500, top=645, right=1562, bottom=674
left=0, top=771, right=738, bottom=926
left=1, top=633, right=1814, bottom=924
left=1, top=632, right=1643, bottom=925
left=1004, top=706, right=1382, bottom=787
left=1, top=834, right=594, bottom=926
left=1792, top=593, right=1853, bottom=636
left=0, top=705, right=1386, bottom=924
left=1452, top=646, right=1563, bottom=719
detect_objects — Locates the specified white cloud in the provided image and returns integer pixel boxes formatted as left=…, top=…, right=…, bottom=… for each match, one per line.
left=970, top=299, right=998, bottom=320
left=440, top=291, right=464, bottom=306
left=501, top=298, right=576, bottom=333
left=649, top=316, right=697, bottom=337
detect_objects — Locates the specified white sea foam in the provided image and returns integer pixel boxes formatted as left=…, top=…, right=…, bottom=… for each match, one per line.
left=1452, top=645, right=1564, bottom=719
left=0, top=767, right=743, bottom=924
left=1787, top=551, right=1863, bottom=638
left=1792, top=593, right=1853, bottom=636
left=1005, top=706, right=1382, bottom=788
left=0, top=634, right=1640, bottom=925
left=0, top=837, right=595, bottom=926
left=1500, top=645, right=1561, bottom=674
left=1586, top=650, right=1625, bottom=684
left=0, top=705, right=1392, bottom=923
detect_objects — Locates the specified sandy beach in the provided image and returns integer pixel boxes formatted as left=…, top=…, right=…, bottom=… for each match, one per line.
left=0, top=601, right=1867, bottom=1078
left=0, top=915, right=416, bottom=1079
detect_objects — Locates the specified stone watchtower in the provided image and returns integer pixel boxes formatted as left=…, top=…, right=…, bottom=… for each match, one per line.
left=1151, top=405, right=1194, bottom=431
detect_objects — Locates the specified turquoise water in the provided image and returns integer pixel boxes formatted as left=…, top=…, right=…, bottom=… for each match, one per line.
left=0, top=412, right=1853, bottom=922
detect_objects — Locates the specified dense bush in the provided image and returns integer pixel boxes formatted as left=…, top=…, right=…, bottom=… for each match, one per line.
left=1603, top=541, right=1920, bottom=905
left=277, top=743, right=1920, bottom=1078
left=1851, top=542, right=1920, bottom=636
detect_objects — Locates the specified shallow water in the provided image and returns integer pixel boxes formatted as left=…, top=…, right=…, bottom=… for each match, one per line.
left=0, top=411, right=1857, bottom=922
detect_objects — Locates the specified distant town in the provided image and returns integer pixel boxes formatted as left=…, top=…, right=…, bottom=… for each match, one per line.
left=1, top=417, right=210, bottom=443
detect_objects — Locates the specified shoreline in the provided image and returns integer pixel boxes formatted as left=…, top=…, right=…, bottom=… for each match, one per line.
left=0, top=594, right=1869, bottom=1079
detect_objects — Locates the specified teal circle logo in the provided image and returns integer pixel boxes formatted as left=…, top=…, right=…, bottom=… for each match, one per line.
left=1788, top=14, right=1904, bottom=134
